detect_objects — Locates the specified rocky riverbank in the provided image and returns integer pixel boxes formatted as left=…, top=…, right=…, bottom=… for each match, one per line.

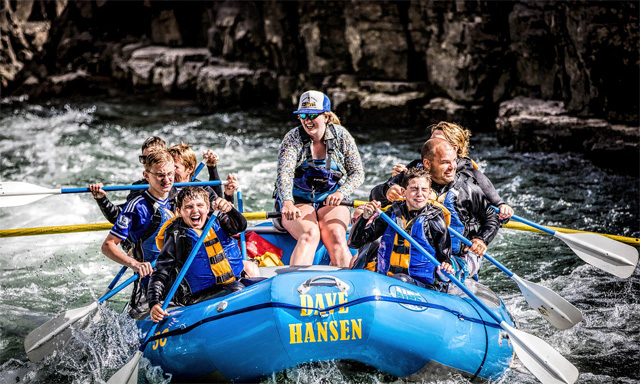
left=1, top=0, right=637, bottom=174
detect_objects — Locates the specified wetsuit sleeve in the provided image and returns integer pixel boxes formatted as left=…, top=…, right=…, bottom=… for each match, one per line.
left=427, top=210, right=452, bottom=264
left=147, top=234, right=178, bottom=309
left=470, top=168, right=505, bottom=207
left=471, top=188, right=501, bottom=246
left=335, top=128, right=364, bottom=198
left=368, top=172, right=404, bottom=206
left=217, top=207, right=247, bottom=236
left=348, top=214, right=388, bottom=249
left=95, top=196, right=123, bottom=224
left=276, top=128, right=302, bottom=202
left=207, top=165, right=225, bottom=200
left=368, top=160, right=421, bottom=205
left=125, top=179, right=147, bottom=201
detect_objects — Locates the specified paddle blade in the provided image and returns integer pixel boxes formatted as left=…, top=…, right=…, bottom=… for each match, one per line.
left=512, top=275, right=582, bottom=330
left=555, top=232, right=639, bottom=278
left=502, top=321, right=579, bottom=384
left=107, top=350, right=142, bottom=384
left=0, top=193, right=52, bottom=207
left=24, top=301, right=99, bottom=362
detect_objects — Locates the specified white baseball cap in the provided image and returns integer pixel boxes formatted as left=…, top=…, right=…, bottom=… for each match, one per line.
left=293, top=90, right=331, bottom=114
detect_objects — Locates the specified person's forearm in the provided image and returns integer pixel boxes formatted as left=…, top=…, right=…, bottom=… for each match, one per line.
left=102, top=241, right=137, bottom=268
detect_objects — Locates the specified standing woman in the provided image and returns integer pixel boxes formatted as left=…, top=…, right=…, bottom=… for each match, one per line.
left=276, top=90, right=364, bottom=267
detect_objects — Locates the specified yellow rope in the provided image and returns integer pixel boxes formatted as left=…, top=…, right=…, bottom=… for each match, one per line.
left=502, top=221, right=639, bottom=245
left=1, top=210, right=638, bottom=245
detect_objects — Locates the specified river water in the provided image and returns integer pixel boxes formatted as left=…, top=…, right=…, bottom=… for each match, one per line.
left=0, top=96, right=638, bottom=384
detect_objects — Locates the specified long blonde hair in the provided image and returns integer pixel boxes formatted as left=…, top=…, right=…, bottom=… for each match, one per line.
left=429, top=122, right=471, bottom=158
left=325, top=111, right=341, bottom=126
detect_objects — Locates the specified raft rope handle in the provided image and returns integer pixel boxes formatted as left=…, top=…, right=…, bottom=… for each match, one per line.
left=145, top=294, right=503, bottom=344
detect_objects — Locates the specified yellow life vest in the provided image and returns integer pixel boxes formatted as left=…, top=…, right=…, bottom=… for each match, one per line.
left=156, top=216, right=236, bottom=285
left=388, top=216, right=414, bottom=277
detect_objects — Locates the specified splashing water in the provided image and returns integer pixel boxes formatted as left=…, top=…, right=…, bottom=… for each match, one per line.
left=0, top=96, right=638, bottom=383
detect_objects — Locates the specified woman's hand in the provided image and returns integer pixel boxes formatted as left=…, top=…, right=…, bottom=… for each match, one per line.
left=360, top=201, right=381, bottom=220
left=224, top=174, right=239, bottom=196
left=498, top=204, right=514, bottom=220
left=281, top=200, right=301, bottom=221
left=89, top=182, right=106, bottom=199
left=391, top=164, right=407, bottom=177
left=213, top=197, right=233, bottom=213
left=324, top=191, right=344, bottom=207
left=203, top=149, right=219, bottom=167
left=150, top=304, right=169, bottom=323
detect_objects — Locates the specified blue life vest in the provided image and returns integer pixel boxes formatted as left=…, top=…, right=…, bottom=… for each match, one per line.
left=182, top=220, right=244, bottom=295
left=140, top=204, right=174, bottom=263
left=439, top=190, right=465, bottom=256
left=292, top=125, right=343, bottom=202
left=377, top=204, right=439, bottom=285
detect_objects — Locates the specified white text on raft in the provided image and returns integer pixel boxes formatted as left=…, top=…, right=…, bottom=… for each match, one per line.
left=289, top=292, right=363, bottom=344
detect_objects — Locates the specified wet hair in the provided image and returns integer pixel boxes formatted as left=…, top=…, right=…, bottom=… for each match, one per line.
left=141, top=136, right=167, bottom=152
left=401, top=167, right=431, bottom=189
left=144, top=148, right=174, bottom=169
left=168, top=142, right=197, bottom=174
left=421, top=138, right=454, bottom=161
left=176, top=186, right=210, bottom=209
left=428, top=122, right=471, bottom=158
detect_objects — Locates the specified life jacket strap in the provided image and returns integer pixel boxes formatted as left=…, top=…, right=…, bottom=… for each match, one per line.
left=208, top=252, right=226, bottom=265
left=204, top=237, right=220, bottom=247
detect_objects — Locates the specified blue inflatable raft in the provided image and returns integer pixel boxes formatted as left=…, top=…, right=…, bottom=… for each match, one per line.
left=137, top=224, right=516, bottom=382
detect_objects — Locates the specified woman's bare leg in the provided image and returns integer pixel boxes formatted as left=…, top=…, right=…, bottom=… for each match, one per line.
left=282, top=204, right=320, bottom=265
left=317, top=205, right=351, bottom=267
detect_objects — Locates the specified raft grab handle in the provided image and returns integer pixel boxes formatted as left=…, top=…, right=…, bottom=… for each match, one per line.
left=296, top=275, right=350, bottom=295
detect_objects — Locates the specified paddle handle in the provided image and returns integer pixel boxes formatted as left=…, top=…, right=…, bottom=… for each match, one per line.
left=191, top=160, right=207, bottom=182
left=61, top=180, right=226, bottom=194
left=237, top=191, right=248, bottom=260
left=492, top=206, right=555, bottom=236
left=99, top=260, right=158, bottom=303
left=106, top=266, right=128, bottom=291
left=139, top=211, right=220, bottom=350
left=448, top=228, right=514, bottom=278
left=378, top=210, right=505, bottom=325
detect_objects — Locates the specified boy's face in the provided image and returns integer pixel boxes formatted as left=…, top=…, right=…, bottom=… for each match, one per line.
left=173, top=156, right=194, bottom=183
left=179, top=196, right=209, bottom=230
left=404, top=177, right=430, bottom=211
left=144, top=160, right=174, bottom=198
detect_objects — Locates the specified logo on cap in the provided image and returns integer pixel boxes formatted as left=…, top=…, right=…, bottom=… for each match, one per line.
left=301, top=95, right=318, bottom=108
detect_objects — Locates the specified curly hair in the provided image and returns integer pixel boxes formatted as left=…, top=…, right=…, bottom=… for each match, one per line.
left=429, top=121, right=471, bottom=158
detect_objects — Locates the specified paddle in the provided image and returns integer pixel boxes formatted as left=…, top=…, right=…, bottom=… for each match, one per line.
left=107, top=210, right=220, bottom=384
left=377, top=209, right=579, bottom=384
left=0, top=180, right=226, bottom=208
left=237, top=191, right=248, bottom=260
left=24, top=262, right=155, bottom=362
left=190, top=159, right=206, bottom=181
left=499, top=208, right=639, bottom=278
left=448, top=228, right=582, bottom=330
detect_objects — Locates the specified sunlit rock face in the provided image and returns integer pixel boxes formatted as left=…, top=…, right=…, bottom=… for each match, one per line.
left=1, top=1, right=637, bottom=173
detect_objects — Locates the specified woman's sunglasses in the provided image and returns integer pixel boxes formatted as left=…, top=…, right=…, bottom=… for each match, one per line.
left=298, top=113, right=320, bottom=120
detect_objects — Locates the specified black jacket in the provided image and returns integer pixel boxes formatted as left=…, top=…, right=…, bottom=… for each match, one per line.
left=368, top=158, right=506, bottom=208
left=147, top=208, right=247, bottom=309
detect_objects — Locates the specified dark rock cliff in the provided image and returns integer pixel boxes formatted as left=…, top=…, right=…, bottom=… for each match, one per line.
left=1, top=0, right=637, bottom=174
